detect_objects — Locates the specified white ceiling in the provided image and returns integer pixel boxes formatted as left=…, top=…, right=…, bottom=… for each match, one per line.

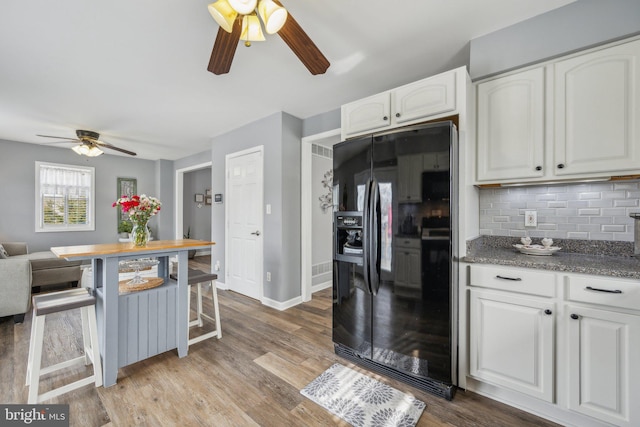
left=0, top=0, right=574, bottom=160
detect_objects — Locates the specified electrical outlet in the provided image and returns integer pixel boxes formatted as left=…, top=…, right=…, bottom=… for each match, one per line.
left=214, top=260, right=220, bottom=271
left=525, top=210, right=537, bottom=227
left=266, top=272, right=271, bottom=282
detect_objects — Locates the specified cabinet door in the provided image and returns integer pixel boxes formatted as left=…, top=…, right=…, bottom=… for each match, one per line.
left=393, top=72, right=456, bottom=124
left=476, top=67, right=545, bottom=182
left=567, top=304, right=640, bottom=426
left=470, top=289, right=554, bottom=402
left=397, top=155, right=422, bottom=202
left=394, top=248, right=421, bottom=290
left=342, top=92, right=391, bottom=137
left=554, top=39, right=640, bottom=176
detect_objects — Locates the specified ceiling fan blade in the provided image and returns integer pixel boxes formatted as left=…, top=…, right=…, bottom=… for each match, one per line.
left=96, top=141, right=137, bottom=156
left=36, top=134, right=77, bottom=141
left=207, top=20, right=242, bottom=75
left=274, top=1, right=330, bottom=75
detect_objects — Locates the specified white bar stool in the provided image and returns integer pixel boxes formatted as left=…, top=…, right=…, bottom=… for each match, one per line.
left=173, top=268, right=222, bottom=346
left=26, top=288, right=102, bottom=404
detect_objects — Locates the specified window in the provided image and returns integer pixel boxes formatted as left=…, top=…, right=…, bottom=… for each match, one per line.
left=35, top=162, right=95, bottom=232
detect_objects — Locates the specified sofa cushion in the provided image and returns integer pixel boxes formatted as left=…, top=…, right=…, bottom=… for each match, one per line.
left=0, top=244, right=8, bottom=259
left=11, top=251, right=82, bottom=271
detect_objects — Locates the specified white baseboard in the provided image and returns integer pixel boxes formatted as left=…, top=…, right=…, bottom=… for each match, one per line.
left=311, top=280, right=332, bottom=294
left=215, top=280, right=228, bottom=290
left=262, top=295, right=303, bottom=311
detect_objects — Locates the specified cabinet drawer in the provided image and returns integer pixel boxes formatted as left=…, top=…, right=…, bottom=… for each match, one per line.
left=469, top=265, right=555, bottom=297
left=566, top=275, right=640, bottom=311
left=395, top=238, right=421, bottom=249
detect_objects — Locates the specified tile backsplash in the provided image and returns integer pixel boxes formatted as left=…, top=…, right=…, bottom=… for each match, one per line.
left=479, top=181, right=640, bottom=241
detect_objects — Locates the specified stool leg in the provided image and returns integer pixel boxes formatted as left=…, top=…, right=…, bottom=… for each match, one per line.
left=197, top=283, right=204, bottom=327
left=87, top=305, right=103, bottom=387
left=80, top=306, right=91, bottom=365
left=25, top=310, right=38, bottom=385
left=212, top=281, right=222, bottom=339
left=27, top=314, right=46, bottom=404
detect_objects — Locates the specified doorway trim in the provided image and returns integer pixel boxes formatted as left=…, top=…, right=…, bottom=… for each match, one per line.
left=225, top=145, right=265, bottom=303
left=301, top=128, right=341, bottom=302
left=175, top=161, right=213, bottom=258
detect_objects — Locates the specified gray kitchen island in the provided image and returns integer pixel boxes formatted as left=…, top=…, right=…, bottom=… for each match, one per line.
left=51, top=239, right=215, bottom=387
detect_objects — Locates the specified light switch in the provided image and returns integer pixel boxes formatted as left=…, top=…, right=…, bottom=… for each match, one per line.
left=266, top=204, right=271, bottom=214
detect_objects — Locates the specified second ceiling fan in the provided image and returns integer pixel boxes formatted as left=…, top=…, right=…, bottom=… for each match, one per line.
left=207, top=0, right=330, bottom=75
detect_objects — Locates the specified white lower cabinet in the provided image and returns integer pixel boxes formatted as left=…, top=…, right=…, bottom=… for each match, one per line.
left=470, top=289, right=554, bottom=402
left=566, top=308, right=640, bottom=426
left=467, top=264, right=640, bottom=427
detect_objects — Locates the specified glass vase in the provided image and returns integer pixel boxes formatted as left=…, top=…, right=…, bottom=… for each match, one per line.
left=131, top=221, right=150, bottom=247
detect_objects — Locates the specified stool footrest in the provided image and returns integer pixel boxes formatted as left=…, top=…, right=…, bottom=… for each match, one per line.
left=35, top=375, right=98, bottom=404
left=188, top=330, right=221, bottom=346
left=39, top=355, right=87, bottom=376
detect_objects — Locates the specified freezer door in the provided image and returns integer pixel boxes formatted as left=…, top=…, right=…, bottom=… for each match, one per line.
left=370, top=121, right=454, bottom=384
left=332, top=136, right=373, bottom=356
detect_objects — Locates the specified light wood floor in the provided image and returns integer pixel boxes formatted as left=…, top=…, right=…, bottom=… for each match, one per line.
left=0, top=256, right=560, bottom=426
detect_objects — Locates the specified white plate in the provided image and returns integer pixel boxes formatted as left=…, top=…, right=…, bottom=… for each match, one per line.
left=513, top=244, right=561, bottom=256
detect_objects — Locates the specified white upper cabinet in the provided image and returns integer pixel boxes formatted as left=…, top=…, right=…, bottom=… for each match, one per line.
left=553, top=39, right=640, bottom=176
left=476, top=67, right=545, bottom=182
left=342, top=69, right=458, bottom=139
left=392, top=72, right=456, bottom=125
left=475, top=37, right=640, bottom=185
left=341, top=92, right=391, bottom=137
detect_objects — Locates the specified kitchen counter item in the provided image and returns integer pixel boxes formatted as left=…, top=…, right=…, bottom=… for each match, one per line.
left=463, top=236, right=640, bottom=280
left=513, top=244, right=561, bottom=256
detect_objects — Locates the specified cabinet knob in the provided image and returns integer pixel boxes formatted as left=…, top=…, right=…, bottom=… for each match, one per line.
left=557, top=163, right=565, bottom=169
left=544, top=309, right=552, bottom=315
left=395, top=113, right=401, bottom=118
left=570, top=314, right=579, bottom=320
left=383, top=116, right=389, bottom=121
left=535, top=166, right=542, bottom=171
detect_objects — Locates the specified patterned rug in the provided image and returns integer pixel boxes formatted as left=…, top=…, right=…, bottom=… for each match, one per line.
left=300, top=364, right=426, bottom=427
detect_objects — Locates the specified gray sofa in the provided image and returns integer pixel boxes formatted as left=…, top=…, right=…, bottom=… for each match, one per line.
left=0, top=242, right=82, bottom=323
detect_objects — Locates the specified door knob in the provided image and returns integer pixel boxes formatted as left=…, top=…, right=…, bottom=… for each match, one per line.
left=251, top=230, right=261, bottom=236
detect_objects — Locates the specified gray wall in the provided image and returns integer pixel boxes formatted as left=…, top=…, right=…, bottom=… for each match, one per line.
left=210, top=112, right=302, bottom=303
left=155, top=159, right=174, bottom=240
left=470, top=0, right=640, bottom=80
left=302, top=108, right=340, bottom=138
left=183, top=168, right=212, bottom=241
left=0, top=139, right=160, bottom=252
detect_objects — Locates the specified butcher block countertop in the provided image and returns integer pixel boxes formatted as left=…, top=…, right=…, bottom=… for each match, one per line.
left=462, top=236, right=640, bottom=280
left=51, top=239, right=215, bottom=260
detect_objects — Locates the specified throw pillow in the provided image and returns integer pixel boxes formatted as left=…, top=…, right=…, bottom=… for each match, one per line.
left=0, top=244, right=9, bottom=259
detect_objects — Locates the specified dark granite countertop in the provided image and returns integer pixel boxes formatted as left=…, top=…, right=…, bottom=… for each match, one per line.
left=462, top=236, right=640, bottom=280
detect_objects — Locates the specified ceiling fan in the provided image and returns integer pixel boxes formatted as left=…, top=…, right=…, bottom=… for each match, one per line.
left=207, top=0, right=330, bottom=75
left=37, top=130, right=137, bottom=157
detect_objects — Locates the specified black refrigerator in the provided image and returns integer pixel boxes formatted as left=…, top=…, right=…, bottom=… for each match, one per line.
left=332, top=121, right=458, bottom=400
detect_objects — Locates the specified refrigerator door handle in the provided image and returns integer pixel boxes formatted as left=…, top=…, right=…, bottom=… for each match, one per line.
left=362, top=178, right=372, bottom=294
left=370, top=178, right=381, bottom=295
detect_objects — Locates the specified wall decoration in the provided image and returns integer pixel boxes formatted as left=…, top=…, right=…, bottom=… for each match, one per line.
left=205, top=196, right=212, bottom=205
left=195, top=194, right=204, bottom=203
left=205, top=189, right=212, bottom=196
left=116, top=177, right=137, bottom=232
left=318, top=170, right=333, bottom=212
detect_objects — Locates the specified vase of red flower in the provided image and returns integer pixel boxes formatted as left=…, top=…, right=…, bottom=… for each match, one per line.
left=113, top=194, right=161, bottom=247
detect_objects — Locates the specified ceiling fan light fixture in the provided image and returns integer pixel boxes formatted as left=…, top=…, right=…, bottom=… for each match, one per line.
left=87, top=145, right=104, bottom=157
left=240, top=13, right=265, bottom=45
left=72, top=143, right=103, bottom=157
left=258, top=0, right=287, bottom=34
left=208, top=0, right=237, bottom=33
left=228, top=0, right=257, bottom=15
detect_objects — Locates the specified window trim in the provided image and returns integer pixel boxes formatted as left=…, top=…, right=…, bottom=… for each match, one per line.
left=35, top=161, right=96, bottom=232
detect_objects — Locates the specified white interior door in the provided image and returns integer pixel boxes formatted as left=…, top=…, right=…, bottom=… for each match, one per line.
left=225, top=147, right=263, bottom=300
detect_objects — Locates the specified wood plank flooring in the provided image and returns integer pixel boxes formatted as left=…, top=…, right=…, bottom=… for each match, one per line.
left=0, top=256, right=560, bottom=426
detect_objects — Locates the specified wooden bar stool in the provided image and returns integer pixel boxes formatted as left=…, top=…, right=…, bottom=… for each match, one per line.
left=26, top=288, right=102, bottom=404
left=172, top=268, right=222, bottom=346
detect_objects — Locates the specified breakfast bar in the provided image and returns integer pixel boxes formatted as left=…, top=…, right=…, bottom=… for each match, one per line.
left=50, top=239, right=215, bottom=387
